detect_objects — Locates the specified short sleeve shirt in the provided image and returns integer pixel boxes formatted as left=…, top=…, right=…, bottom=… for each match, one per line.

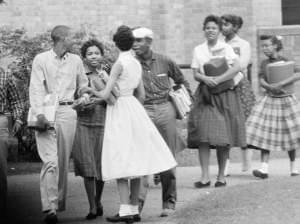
left=191, top=40, right=238, bottom=74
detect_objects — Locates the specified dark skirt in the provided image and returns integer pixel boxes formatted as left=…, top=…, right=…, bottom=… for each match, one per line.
left=189, top=84, right=246, bottom=148
left=236, top=78, right=256, bottom=119
left=72, top=104, right=106, bottom=180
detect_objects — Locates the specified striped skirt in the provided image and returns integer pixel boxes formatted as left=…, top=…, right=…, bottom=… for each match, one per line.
left=246, top=95, right=300, bottom=151
left=72, top=124, right=104, bottom=179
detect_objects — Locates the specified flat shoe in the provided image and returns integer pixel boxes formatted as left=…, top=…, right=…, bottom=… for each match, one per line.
left=194, top=181, right=211, bottom=188
left=214, top=181, right=227, bottom=187
left=291, top=172, right=299, bottom=177
left=252, top=169, right=268, bottom=179
left=106, top=214, right=134, bottom=223
left=86, top=212, right=97, bottom=220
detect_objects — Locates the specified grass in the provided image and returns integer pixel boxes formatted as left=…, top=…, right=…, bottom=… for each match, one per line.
left=169, top=176, right=300, bottom=224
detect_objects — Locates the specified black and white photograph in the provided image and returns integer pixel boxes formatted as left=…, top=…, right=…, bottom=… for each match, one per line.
left=1, top=0, right=300, bottom=223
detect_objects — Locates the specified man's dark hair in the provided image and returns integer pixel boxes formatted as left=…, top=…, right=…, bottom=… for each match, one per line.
left=203, top=15, right=222, bottom=30
left=51, top=25, right=71, bottom=44
left=113, top=25, right=134, bottom=51
left=80, top=39, right=104, bottom=58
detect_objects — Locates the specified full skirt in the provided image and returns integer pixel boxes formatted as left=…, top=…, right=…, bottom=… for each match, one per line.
left=247, top=95, right=300, bottom=151
left=102, top=96, right=177, bottom=181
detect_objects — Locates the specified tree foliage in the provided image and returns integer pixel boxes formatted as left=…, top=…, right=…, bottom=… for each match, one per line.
left=0, top=25, right=118, bottom=158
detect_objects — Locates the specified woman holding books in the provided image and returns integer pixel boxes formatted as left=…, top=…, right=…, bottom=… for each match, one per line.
left=221, top=14, right=256, bottom=174
left=72, top=39, right=111, bottom=220
left=189, top=15, right=246, bottom=188
left=247, top=35, right=300, bottom=179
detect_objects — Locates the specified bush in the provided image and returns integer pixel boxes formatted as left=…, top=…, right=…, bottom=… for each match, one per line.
left=0, top=25, right=118, bottom=160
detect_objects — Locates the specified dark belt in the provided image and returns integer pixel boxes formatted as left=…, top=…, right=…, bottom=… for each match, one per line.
left=144, top=98, right=169, bottom=106
left=59, top=101, right=73, bottom=106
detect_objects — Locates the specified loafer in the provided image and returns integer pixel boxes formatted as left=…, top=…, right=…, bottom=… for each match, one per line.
left=106, top=214, right=134, bottom=223
left=86, top=212, right=97, bottom=220
left=252, top=169, right=268, bottom=179
left=160, top=208, right=175, bottom=217
left=194, top=181, right=211, bottom=188
left=96, top=205, right=103, bottom=216
left=291, top=172, right=299, bottom=177
left=214, top=181, right=227, bottom=188
left=44, top=213, right=58, bottom=224
left=133, top=214, right=141, bottom=222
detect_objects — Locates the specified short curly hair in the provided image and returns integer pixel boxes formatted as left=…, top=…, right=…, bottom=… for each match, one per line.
left=80, top=39, right=104, bottom=58
left=260, top=35, right=283, bottom=51
left=203, top=15, right=222, bottom=30
left=113, top=25, right=134, bottom=51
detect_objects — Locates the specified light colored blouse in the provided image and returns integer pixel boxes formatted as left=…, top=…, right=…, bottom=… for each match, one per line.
left=191, top=40, right=238, bottom=74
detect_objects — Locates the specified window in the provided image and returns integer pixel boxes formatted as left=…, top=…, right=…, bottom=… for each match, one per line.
left=282, top=0, right=300, bottom=25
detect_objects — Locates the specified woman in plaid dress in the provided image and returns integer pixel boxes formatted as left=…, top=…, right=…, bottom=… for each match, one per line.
left=221, top=14, right=256, bottom=174
left=247, top=35, right=300, bottom=179
left=190, top=15, right=246, bottom=188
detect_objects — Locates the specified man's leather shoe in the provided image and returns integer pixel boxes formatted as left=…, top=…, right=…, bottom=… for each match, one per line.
left=106, top=214, right=134, bottom=223
left=133, top=214, right=141, bottom=222
left=44, top=213, right=58, bottom=224
left=194, top=181, right=211, bottom=188
left=253, top=169, right=268, bottom=179
left=86, top=212, right=97, bottom=220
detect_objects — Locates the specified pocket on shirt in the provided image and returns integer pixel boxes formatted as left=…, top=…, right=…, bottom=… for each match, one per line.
left=156, top=73, right=169, bottom=88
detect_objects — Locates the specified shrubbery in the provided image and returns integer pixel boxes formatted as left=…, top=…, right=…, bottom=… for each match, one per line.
left=0, top=25, right=118, bottom=160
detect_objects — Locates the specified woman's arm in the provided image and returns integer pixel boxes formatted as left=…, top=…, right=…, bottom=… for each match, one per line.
left=134, top=78, right=145, bottom=104
left=214, top=58, right=241, bottom=85
left=93, top=61, right=122, bottom=100
left=192, top=68, right=217, bottom=87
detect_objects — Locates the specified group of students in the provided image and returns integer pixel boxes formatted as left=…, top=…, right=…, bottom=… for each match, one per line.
left=2, top=12, right=300, bottom=224
left=189, top=14, right=300, bottom=189
left=28, top=24, right=187, bottom=224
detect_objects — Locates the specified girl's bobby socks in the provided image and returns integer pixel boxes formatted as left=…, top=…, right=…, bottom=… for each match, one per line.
left=131, top=205, right=139, bottom=215
left=119, top=204, right=132, bottom=217
left=260, top=162, right=269, bottom=174
left=290, top=161, right=299, bottom=174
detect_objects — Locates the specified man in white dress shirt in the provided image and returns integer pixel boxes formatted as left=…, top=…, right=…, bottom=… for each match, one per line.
left=29, top=25, right=89, bottom=224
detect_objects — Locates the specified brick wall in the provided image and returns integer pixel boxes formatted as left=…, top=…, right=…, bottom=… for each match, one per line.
left=257, top=26, right=300, bottom=98
left=0, top=0, right=284, bottom=93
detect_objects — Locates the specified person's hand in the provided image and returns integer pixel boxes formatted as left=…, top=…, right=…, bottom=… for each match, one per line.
left=35, top=114, right=50, bottom=132
left=12, top=120, right=22, bottom=135
left=202, top=76, right=218, bottom=87
left=268, top=83, right=286, bottom=95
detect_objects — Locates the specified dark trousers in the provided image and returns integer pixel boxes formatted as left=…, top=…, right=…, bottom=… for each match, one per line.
left=140, top=102, right=178, bottom=209
left=0, top=116, right=9, bottom=218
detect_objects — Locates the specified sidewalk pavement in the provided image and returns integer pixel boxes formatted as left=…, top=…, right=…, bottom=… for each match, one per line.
left=4, top=158, right=295, bottom=224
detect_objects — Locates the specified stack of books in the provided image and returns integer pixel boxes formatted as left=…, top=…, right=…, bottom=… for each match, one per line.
left=169, top=84, right=192, bottom=119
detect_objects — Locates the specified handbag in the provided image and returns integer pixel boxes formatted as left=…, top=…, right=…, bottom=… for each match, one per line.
left=27, top=78, right=58, bottom=129
left=203, top=56, right=233, bottom=94
left=169, top=84, right=192, bottom=120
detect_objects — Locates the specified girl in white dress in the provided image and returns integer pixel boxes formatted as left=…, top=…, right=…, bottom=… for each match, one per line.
left=92, top=25, right=177, bottom=223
